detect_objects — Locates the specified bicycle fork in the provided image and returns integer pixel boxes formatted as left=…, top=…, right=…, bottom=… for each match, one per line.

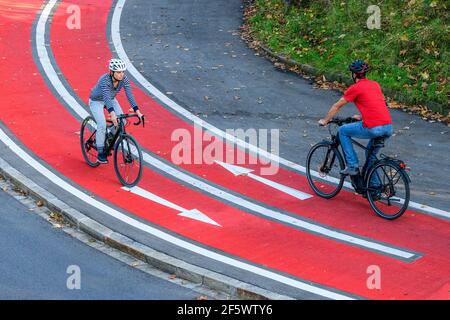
left=319, top=147, right=336, bottom=176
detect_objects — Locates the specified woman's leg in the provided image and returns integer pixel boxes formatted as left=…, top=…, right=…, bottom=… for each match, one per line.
left=89, top=99, right=106, bottom=150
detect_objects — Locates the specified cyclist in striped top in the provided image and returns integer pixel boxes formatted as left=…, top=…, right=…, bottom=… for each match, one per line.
left=89, top=59, right=144, bottom=164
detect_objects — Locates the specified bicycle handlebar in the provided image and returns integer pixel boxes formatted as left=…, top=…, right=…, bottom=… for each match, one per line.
left=321, top=117, right=360, bottom=127
left=116, top=113, right=145, bottom=127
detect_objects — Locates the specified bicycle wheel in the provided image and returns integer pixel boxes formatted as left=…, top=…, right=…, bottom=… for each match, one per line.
left=306, top=142, right=345, bottom=198
left=80, top=116, right=100, bottom=167
left=114, top=134, right=143, bottom=187
left=366, top=161, right=410, bottom=220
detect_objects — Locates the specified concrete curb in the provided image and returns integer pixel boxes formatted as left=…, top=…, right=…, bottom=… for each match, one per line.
left=0, top=154, right=293, bottom=300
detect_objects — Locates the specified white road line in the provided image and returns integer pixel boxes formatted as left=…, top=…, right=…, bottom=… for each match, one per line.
left=112, top=0, right=450, bottom=220
left=123, top=186, right=221, bottom=227
left=36, top=0, right=89, bottom=120
left=35, top=0, right=420, bottom=261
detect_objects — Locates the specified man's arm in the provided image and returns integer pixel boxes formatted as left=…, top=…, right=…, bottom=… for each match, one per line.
left=318, top=97, right=348, bottom=126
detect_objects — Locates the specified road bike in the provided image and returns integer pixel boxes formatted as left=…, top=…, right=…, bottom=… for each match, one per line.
left=80, top=113, right=144, bottom=187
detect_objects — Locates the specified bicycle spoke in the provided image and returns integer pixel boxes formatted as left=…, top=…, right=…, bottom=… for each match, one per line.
left=390, top=170, right=401, bottom=185
left=114, top=135, right=142, bottom=186
left=306, top=144, right=344, bottom=198
left=81, top=116, right=100, bottom=167
left=367, top=163, right=409, bottom=219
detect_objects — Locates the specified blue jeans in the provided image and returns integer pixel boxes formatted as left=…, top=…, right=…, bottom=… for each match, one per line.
left=339, top=122, right=393, bottom=186
left=89, top=98, right=124, bottom=149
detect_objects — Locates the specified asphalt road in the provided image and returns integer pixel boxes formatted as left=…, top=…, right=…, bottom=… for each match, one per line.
left=0, top=186, right=201, bottom=300
left=120, top=0, right=450, bottom=211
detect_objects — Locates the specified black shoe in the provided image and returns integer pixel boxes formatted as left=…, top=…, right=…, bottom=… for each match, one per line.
left=97, top=148, right=108, bottom=164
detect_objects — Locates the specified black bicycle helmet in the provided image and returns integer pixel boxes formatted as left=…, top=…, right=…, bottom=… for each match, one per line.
left=349, top=59, right=369, bottom=74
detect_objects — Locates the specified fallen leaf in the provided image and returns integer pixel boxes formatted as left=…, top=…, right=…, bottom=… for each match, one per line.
left=400, top=34, right=409, bottom=41
left=420, top=72, right=429, bottom=80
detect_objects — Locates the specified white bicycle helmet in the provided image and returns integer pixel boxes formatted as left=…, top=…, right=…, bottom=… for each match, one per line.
left=109, top=58, right=127, bottom=71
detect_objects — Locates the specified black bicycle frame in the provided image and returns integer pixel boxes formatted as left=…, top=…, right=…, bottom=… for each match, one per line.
left=104, top=118, right=128, bottom=153
left=327, top=132, right=382, bottom=194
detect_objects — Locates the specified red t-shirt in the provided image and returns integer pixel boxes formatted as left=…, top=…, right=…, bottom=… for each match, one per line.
left=343, top=78, right=392, bottom=128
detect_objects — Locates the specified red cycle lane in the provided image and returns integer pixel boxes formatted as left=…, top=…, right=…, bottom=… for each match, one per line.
left=0, top=0, right=448, bottom=299
left=48, top=0, right=450, bottom=263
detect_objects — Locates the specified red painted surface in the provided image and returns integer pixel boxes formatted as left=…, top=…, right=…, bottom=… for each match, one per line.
left=0, top=0, right=448, bottom=299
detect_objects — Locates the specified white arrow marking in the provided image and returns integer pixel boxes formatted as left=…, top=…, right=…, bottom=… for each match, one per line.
left=215, top=161, right=313, bottom=201
left=122, top=186, right=221, bottom=227
left=178, top=209, right=221, bottom=227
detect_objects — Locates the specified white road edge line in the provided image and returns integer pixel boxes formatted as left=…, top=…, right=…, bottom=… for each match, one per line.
left=37, top=0, right=419, bottom=260
left=112, top=0, right=450, bottom=220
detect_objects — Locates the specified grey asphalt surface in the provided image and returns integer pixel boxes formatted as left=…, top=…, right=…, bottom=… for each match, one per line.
left=0, top=187, right=200, bottom=300
left=120, top=0, right=450, bottom=211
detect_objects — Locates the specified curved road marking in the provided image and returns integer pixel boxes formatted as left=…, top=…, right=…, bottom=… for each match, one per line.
left=112, top=0, right=450, bottom=220
left=36, top=0, right=420, bottom=261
